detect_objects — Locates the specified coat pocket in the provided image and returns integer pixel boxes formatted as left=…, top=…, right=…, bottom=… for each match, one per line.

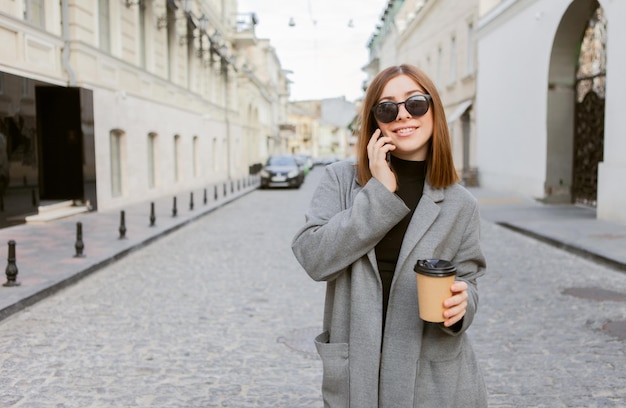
left=420, top=322, right=463, bottom=362
left=315, top=331, right=349, bottom=408
left=415, top=347, right=487, bottom=408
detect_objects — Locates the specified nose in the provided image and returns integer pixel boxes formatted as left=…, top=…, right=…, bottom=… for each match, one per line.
left=396, top=101, right=411, bottom=119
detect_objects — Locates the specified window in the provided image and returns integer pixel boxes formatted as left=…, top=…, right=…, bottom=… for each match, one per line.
left=139, top=2, right=147, bottom=69
left=147, top=132, right=157, bottom=188
left=167, top=6, right=176, bottom=80
left=449, top=36, right=457, bottom=85
left=466, top=22, right=475, bottom=76
left=212, top=138, right=218, bottom=172
left=192, top=136, right=199, bottom=177
left=436, top=47, right=443, bottom=87
left=110, top=130, right=125, bottom=197
left=23, top=0, right=45, bottom=28
left=174, top=134, right=181, bottom=181
left=99, top=0, right=111, bottom=53
left=187, top=20, right=195, bottom=89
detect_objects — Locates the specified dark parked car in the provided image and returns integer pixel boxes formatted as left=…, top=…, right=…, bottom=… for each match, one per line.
left=294, top=154, right=313, bottom=174
left=260, top=155, right=305, bottom=188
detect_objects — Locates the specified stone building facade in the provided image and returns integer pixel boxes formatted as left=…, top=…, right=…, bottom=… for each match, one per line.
left=0, top=0, right=289, bottom=227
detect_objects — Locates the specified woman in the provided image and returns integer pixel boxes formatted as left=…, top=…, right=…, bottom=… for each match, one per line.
left=291, top=64, right=487, bottom=407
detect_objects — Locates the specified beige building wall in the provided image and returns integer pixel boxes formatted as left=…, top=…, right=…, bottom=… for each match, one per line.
left=288, top=104, right=318, bottom=157
left=0, top=1, right=64, bottom=85
left=475, top=0, right=626, bottom=221
left=236, top=37, right=291, bottom=162
left=288, top=98, right=355, bottom=160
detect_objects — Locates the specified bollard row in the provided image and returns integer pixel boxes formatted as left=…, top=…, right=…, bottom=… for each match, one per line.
left=2, top=176, right=260, bottom=287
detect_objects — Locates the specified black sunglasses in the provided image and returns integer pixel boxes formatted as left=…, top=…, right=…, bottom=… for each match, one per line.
left=372, top=94, right=432, bottom=123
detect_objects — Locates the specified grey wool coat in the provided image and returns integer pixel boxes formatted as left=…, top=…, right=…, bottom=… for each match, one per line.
left=291, top=160, right=488, bottom=408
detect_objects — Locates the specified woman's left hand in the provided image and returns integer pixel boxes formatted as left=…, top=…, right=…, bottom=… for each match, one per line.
left=442, top=280, right=468, bottom=328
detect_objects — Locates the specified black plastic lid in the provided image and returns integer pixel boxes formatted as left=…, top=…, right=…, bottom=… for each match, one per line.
left=414, top=259, right=457, bottom=277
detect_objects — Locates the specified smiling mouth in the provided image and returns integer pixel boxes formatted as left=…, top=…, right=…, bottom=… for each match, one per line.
left=395, top=127, right=417, bottom=136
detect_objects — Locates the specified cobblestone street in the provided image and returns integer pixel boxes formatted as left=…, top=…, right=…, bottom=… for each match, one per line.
left=471, top=222, right=626, bottom=407
left=1, top=167, right=625, bottom=407
left=0, top=175, right=325, bottom=407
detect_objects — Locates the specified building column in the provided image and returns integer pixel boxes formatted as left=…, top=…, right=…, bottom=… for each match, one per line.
left=597, top=0, right=626, bottom=222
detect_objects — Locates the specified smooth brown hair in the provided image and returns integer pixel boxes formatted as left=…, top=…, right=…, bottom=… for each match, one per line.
left=356, top=64, right=459, bottom=188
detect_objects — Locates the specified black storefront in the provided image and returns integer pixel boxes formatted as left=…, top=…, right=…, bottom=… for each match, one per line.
left=0, top=71, right=96, bottom=228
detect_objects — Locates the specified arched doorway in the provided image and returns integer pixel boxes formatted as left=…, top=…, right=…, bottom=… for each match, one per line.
left=545, top=0, right=606, bottom=206
left=572, top=6, right=606, bottom=206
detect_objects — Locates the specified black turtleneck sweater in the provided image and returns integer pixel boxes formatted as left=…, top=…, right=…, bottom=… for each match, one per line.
left=375, top=155, right=427, bottom=332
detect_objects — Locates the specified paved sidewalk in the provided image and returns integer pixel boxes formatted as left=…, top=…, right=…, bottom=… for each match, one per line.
left=468, top=187, right=626, bottom=272
left=0, top=177, right=259, bottom=321
left=1, top=179, right=624, bottom=322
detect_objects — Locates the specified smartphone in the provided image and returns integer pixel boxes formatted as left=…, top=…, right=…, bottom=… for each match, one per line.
left=377, top=129, right=391, bottom=164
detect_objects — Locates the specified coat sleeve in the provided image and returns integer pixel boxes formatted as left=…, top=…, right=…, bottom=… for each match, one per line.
left=291, top=164, right=410, bottom=282
left=441, top=198, right=486, bottom=336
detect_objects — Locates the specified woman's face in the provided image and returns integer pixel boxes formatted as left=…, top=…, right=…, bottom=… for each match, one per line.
left=374, top=74, right=433, bottom=161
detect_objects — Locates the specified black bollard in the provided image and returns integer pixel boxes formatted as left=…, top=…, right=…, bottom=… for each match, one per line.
left=150, top=202, right=156, bottom=226
left=231, top=181, right=234, bottom=193
left=3, top=240, right=20, bottom=287
left=189, top=192, right=194, bottom=211
left=74, top=222, right=85, bottom=258
left=119, top=210, right=127, bottom=239
left=223, top=183, right=227, bottom=197
left=172, top=196, right=177, bottom=217
left=203, top=188, right=207, bottom=205
left=214, top=185, right=218, bottom=201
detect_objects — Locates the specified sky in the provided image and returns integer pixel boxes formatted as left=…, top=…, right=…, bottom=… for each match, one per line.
left=237, top=0, right=388, bottom=102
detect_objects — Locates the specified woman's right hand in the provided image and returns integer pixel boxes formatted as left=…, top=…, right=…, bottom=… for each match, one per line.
left=367, top=128, right=397, bottom=192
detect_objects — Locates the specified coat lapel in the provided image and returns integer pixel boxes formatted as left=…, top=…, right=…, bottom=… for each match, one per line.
left=395, top=183, right=444, bottom=273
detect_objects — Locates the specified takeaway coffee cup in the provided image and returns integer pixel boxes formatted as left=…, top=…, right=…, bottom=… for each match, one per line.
left=414, top=259, right=457, bottom=323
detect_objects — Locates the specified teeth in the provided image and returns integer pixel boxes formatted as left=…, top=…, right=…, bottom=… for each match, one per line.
left=396, top=128, right=415, bottom=135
